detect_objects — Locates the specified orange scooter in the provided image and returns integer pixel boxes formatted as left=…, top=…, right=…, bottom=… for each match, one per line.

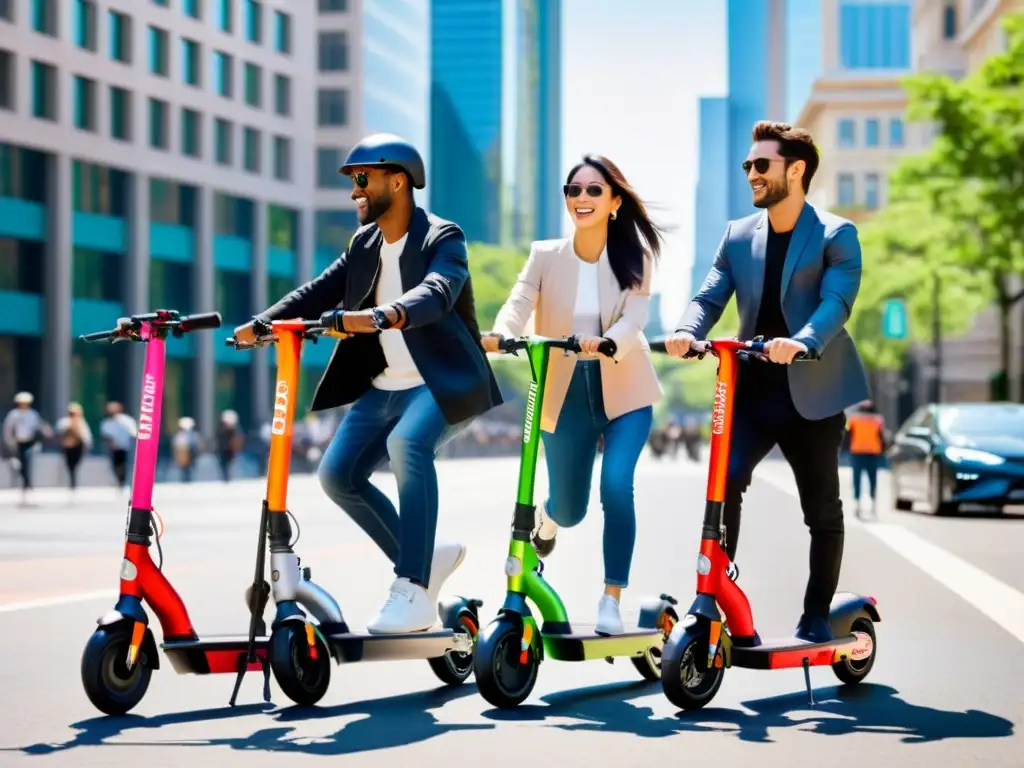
left=225, top=317, right=481, bottom=707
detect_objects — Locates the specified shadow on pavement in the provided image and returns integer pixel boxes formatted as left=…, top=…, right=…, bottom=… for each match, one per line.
left=482, top=681, right=1015, bottom=745
left=9, top=685, right=486, bottom=758
left=7, top=681, right=1014, bottom=756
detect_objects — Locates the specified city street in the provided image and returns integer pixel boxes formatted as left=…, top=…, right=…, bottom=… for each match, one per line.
left=0, top=454, right=1020, bottom=767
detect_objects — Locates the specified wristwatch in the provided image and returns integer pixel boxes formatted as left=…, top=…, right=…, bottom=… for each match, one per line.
left=371, top=306, right=394, bottom=330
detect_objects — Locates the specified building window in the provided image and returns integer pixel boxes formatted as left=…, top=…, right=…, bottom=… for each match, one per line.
left=318, top=32, right=349, bottom=71
left=181, top=108, right=201, bottom=158
left=72, top=161, right=128, bottom=216
left=274, top=11, right=291, bottom=54
left=318, top=88, right=348, bottom=126
left=213, top=51, right=233, bottom=97
left=243, top=127, right=260, bottom=173
left=215, top=0, right=231, bottom=33
left=273, top=136, right=290, bottom=181
left=30, top=60, right=57, bottom=121
left=865, top=118, right=879, bottom=147
left=150, top=178, right=197, bottom=226
left=214, top=118, right=232, bottom=165
left=942, top=2, right=957, bottom=40
left=181, top=38, right=201, bottom=86
left=837, top=173, right=855, bottom=207
left=0, top=239, right=46, bottom=293
left=151, top=0, right=169, bottom=6
left=0, top=144, right=48, bottom=202
left=149, top=97, right=168, bottom=149
left=318, top=0, right=347, bottom=11
left=274, top=74, right=290, bottom=116
left=864, top=173, right=880, bottom=210
left=244, top=0, right=261, bottom=44
left=74, top=0, right=97, bottom=51
left=213, top=193, right=253, bottom=237
left=244, top=63, right=261, bottom=107
left=149, top=26, right=169, bottom=77
left=109, top=11, right=131, bottom=64
left=109, top=86, right=130, bottom=141
left=0, top=50, right=13, bottom=112
left=0, top=0, right=12, bottom=22
left=889, top=117, right=904, bottom=147
left=315, top=210, right=360, bottom=252
left=73, top=75, right=96, bottom=132
left=837, top=118, right=855, bottom=147
left=183, top=0, right=201, bottom=20
left=73, top=248, right=122, bottom=302
left=317, top=147, right=345, bottom=188
left=32, top=0, right=56, bottom=36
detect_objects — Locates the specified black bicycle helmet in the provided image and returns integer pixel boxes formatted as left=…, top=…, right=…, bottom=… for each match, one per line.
left=339, top=133, right=426, bottom=189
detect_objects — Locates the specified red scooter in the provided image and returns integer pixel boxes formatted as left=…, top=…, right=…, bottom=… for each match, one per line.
left=650, top=337, right=880, bottom=710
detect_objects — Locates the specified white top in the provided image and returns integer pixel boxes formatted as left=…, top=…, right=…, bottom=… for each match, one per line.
left=573, top=252, right=603, bottom=338
left=100, top=414, right=137, bottom=450
left=371, top=233, right=426, bottom=390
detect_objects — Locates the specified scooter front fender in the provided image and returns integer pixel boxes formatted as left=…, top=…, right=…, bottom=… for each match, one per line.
left=829, top=591, right=881, bottom=637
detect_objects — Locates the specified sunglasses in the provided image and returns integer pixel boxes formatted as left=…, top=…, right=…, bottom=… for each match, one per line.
left=352, top=172, right=370, bottom=188
left=563, top=183, right=606, bottom=198
left=742, top=157, right=788, bottom=174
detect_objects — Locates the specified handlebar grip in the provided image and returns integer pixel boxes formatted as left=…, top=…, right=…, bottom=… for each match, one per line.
left=648, top=338, right=667, bottom=354
left=179, top=312, right=222, bottom=332
left=596, top=338, right=617, bottom=357
left=80, top=331, right=113, bottom=342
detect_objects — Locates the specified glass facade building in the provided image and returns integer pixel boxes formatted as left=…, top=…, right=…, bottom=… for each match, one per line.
left=430, top=0, right=562, bottom=247
left=839, top=1, right=911, bottom=70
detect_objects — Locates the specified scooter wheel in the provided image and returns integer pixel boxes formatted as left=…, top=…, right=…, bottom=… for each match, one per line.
left=269, top=624, right=331, bottom=707
left=472, top=617, right=539, bottom=709
left=81, top=625, right=153, bottom=715
left=832, top=617, right=876, bottom=685
left=428, top=612, right=477, bottom=686
left=660, top=622, right=724, bottom=711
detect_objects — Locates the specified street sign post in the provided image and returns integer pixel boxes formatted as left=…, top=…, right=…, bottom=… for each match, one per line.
left=881, top=298, right=908, bottom=340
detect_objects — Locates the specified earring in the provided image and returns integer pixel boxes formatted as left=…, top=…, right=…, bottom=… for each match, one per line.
left=611, top=210, right=617, bottom=220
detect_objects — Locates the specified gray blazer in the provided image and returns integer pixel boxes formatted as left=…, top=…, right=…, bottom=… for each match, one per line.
left=676, top=202, right=870, bottom=420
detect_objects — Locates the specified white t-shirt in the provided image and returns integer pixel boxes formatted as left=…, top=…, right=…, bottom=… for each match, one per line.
left=573, top=253, right=603, bottom=339
left=371, top=233, right=426, bottom=390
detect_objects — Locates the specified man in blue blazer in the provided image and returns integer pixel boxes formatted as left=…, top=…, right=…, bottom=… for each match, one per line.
left=665, top=121, right=870, bottom=643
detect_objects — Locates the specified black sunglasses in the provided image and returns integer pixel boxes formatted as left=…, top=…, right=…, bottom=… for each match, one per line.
left=742, top=157, right=789, bottom=174
left=351, top=172, right=370, bottom=188
left=563, top=183, right=606, bottom=198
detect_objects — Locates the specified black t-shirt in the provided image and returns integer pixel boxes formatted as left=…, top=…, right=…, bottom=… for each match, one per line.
left=740, top=222, right=793, bottom=404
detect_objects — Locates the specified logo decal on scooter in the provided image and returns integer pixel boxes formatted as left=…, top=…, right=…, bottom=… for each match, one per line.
left=271, top=380, right=289, bottom=435
left=137, top=374, right=158, bottom=441
left=504, top=556, right=522, bottom=577
left=522, top=381, right=538, bottom=443
left=696, top=553, right=711, bottom=575
left=834, top=631, right=874, bottom=663
left=711, top=381, right=727, bottom=435
left=120, top=558, right=137, bottom=581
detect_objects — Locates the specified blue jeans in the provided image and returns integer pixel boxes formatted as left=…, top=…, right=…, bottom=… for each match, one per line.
left=850, top=453, right=880, bottom=501
left=540, top=360, right=653, bottom=588
left=318, top=385, right=467, bottom=586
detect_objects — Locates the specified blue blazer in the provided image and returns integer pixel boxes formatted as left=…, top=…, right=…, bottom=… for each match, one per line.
left=676, top=202, right=870, bottom=420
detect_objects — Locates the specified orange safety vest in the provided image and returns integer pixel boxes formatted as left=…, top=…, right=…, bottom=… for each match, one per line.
left=847, top=413, right=885, bottom=455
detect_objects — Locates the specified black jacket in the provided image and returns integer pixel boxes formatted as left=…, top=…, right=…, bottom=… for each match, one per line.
left=257, top=207, right=503, bottom=425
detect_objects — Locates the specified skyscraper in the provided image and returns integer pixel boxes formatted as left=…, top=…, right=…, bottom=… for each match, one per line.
left=690, top=98, right=730, bottom=295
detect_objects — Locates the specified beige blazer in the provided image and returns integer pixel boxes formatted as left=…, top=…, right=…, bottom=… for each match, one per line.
left=491, top=237, right=662, bottom=433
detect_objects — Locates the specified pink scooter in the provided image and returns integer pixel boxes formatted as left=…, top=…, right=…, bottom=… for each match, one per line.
left=78, top=310, right=274, bottom=716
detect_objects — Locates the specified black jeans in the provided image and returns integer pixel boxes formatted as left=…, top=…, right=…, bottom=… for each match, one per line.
left=725, top=379, right=847, bottom=620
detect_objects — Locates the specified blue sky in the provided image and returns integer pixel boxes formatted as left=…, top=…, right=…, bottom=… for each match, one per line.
left=560, top=0, right=726, bottom=326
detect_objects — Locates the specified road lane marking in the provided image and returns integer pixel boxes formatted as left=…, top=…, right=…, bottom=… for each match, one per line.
left=754, top=464, right=1024, bottom=646
left=0, top=590, right=115, bottom=614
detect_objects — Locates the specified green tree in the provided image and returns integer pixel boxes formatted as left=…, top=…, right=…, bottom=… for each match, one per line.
left=898, top=11, right=1024, bottom=391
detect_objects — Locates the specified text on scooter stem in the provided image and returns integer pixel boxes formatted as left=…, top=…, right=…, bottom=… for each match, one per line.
left=522, top=381, right=538, bottom=444
left=138, top=374, right=158, bottom=441
left=271, top=380, right=289, bottom=435
left=711, top=380, right=728, bottom=435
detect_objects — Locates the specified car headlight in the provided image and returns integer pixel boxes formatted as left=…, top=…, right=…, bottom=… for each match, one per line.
left=944, top=446, right=1006, bottom=466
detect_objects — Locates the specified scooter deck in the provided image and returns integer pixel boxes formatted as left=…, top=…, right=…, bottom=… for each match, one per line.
left=321, top=625, right=468, bottom=663
left=731, top=632, right=862, bottom=670
left=162, top=634, right=270, bottom=675
left=540, top=624, right=664, bottom=662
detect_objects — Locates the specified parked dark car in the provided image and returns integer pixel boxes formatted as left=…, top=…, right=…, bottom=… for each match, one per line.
left=888, top=402, right=1024, bottom=515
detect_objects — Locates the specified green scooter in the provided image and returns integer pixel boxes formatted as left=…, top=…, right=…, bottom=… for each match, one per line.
left=472, top=334, right=679, bottom=709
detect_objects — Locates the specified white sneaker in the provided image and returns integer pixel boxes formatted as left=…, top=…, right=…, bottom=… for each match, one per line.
left=366, top=578, right=437, bottom=634
left=595, top=594, right=624, bottom=635
left=426, top=541, right=466, bottom=605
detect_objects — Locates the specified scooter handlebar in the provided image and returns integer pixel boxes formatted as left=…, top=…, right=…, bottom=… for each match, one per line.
left=648, top=336, right=819, bottom=361
left=494, top=334, right=617, bottom=357
left=179, top=312, right=222, bottom=332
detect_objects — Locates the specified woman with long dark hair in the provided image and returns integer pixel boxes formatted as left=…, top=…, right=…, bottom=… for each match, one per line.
left=482, top=154, right=665, bottom=634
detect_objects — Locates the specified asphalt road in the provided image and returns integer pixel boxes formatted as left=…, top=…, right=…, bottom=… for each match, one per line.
left=0, top=454, right=1020, bottom=767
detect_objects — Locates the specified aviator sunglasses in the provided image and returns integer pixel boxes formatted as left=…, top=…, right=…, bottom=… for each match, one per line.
left=742, top=157, right=788, bottom=174
left=563, top=182, right=606, bottom=198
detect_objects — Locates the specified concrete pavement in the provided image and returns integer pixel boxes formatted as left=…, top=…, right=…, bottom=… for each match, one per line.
left=0, top=455, right=1020, bottom=766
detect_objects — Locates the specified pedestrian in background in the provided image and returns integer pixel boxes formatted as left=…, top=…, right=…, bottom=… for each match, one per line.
left=216, top=410, right=243, bottom=482
left=2, top=392, right=52, bottom=505
left=847, top=400, right=887, bottom=519
left=55, top=402, right=93, bottom=496
left=172, top=417, right=201, bottom=483
left=99, top=402, right=136, bottom=493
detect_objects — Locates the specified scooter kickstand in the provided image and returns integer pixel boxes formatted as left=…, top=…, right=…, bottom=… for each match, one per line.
left=802, top=657, right=815, bottom=707
left=260, top=656, right=272, bottom=703
left=228, top=653, right=247, bottom=707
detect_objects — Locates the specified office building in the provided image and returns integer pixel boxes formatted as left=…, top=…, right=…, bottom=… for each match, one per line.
left=690, top=98, right=729, bottom=294
left=0, top=0, right=431, bottom=438
left=429, top=0, right=562, bottom=248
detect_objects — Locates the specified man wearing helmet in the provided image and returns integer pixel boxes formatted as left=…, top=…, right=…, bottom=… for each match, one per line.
left=234, top=134, right=502, bottom=634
